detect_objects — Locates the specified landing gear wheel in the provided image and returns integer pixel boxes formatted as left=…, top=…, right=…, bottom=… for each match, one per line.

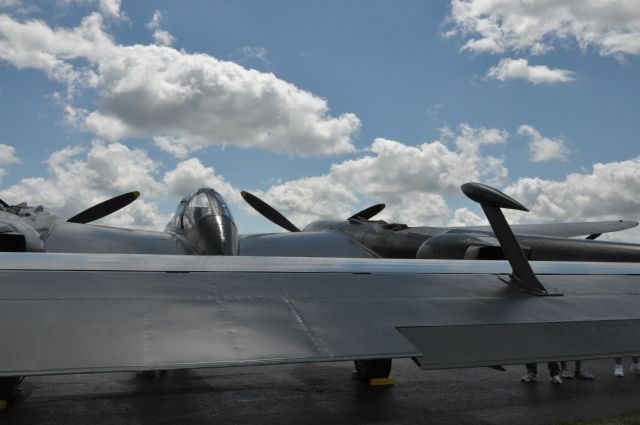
left=0, top=376, right=23, bottom=402
left=353, top=359, right=392, bottom=380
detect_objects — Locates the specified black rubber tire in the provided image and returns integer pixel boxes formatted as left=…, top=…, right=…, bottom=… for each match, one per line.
left=353, top=359, right=392, bottom=380
left=0, top=376, right=23, bottom=401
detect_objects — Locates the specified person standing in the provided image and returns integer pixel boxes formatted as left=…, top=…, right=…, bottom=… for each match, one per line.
left=614, top=357, right=640, bottom=377
left=522, top=362, right=562, bottom=384
left=560, top=360, right=594, bottom=380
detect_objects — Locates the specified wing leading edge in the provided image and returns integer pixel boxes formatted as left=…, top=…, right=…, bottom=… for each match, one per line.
left=466, top=220, right=639, bottom=238
left=1, top=253, right=640, bottom=377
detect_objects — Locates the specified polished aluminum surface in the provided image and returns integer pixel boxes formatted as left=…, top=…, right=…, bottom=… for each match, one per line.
left=239, top=231, right=378, bottom=258
left=44, top=222, right=192, bottom=254
left=1, top=252, right=640, bottom=377
left=1, top=252, right=639, bottom=274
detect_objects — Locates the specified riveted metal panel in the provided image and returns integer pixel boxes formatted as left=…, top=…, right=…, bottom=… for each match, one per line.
left=1, top=253, right=640, bottom=377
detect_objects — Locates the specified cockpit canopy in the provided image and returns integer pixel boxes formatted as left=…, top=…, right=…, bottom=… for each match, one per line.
left=166, top=188, right=234, bottom=233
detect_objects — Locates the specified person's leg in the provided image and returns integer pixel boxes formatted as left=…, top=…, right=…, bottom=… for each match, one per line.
left=522, top=363, right=538, bottom=383
left=561, top=361, right=573, bottom=379
left=574, top=360, right=594, bottom=380
left=615, top=357, right=624, bottom=377
left=630, top=356, right=640, bottom=374
left=548, top=362, right=562, bottom=384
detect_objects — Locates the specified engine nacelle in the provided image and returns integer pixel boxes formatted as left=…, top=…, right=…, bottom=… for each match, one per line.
left=415, top=232, right=505, bottom=260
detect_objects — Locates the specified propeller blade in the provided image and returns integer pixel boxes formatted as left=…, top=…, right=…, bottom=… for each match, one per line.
left=240, top=191, right=300, bottom=232
left=67, top=191, right=140, bottom=224
left=348, top=203, right=385, bottom=220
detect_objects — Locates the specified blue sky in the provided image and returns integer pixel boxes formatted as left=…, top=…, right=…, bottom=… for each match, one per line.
left=0, top=0, right=639, bottom=239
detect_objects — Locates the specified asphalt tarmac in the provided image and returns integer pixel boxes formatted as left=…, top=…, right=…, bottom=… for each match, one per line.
left=1, top=358, right=640, bottom=425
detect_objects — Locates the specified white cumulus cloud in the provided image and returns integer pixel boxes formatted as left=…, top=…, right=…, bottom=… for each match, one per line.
left=331, top=124, right=508, bottom=198
left=151, top=29, right=174, bottom=46
left=163, top=158, right=240, bottom=205
left=487, top=58, right=574, bottom=84
left=0, top=142, right=250, bottom=230
left=56, top=0, right=125, bottom=21
left=1, top=133, right=638, bottom=243
left=252, top=124, right=510, bottom=227
left=518, top=124, right=571, bottom=162
left=503, top=158, right=640, bottom=242
left=0, top=144, right=19, bottom=165
left=146, top=9, right=163, bottom=29
left=146, top=10, right=174, bottom=46
left=0, top=0, right=22, bottom=9
left=0, top=143, right=20, bottom=182
left=256, top=175, right=358, bottom=227
left=447, top=0, right=640, bottom=58
left=233, top=46, right=270, bottom=65
left=448, top=207, right=486, bottom=227
left=0, top=12, right=360, bottom=156
left=97, top=0, right=124, bottom=20
left=0, top=141, right=167, bottom=229
left=153, top=136, right=193, bottom=159
left=238, top=46, right=268, bottom=61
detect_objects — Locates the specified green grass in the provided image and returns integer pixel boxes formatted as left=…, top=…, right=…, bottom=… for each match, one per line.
left=558, top=412, right=640, bottom=425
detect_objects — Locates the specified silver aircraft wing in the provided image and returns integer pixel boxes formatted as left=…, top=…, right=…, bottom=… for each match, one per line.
left=1, top=252, right=640, bottom=377
left=239, top=231, right=379, bottom=257
left=465, top=220, right=639, bottom=238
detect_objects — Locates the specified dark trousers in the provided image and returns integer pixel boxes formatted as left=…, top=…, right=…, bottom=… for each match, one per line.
left=525, top=362, right=560, bottom=377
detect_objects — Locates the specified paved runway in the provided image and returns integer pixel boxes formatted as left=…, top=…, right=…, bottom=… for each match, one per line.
left=2, top=358, right=640, bottom=424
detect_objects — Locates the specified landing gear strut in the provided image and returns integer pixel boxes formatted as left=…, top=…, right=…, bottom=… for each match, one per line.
left=353, top=359, right=392, bottom=380
left=0, top=376, right=23, bottom=408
